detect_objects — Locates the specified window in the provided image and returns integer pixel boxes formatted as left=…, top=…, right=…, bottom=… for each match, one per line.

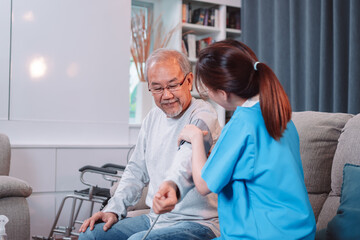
left=129, top=1, right=153, bottom=124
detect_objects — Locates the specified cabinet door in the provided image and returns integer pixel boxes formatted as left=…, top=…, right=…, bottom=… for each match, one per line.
left=0, top=0, right=11, bottom=120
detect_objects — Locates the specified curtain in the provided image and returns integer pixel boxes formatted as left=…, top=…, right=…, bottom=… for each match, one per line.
left=242, top=0, right=360, bottom=114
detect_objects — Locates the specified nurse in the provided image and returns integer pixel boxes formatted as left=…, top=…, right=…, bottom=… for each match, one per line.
left=156, top=39, right=316, bottom=239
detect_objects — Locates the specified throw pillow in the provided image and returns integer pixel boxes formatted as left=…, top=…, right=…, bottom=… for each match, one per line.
left=324, top=163, right=360, bottom=239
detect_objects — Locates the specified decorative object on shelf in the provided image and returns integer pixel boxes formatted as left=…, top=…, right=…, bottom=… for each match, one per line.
left=130, top=11, right=179, bottom=82
left=135, top=81, right=154, bottom=123
left=130, top=10, right=179, bottom=122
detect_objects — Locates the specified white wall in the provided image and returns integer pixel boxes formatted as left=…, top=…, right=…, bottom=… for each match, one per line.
left=0, top=0, right=10, bottom=120
left=1, top=0, right=132, bottom=146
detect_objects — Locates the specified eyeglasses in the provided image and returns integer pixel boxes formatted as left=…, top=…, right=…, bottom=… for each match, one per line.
left=148, top=73, right=189, bottom=94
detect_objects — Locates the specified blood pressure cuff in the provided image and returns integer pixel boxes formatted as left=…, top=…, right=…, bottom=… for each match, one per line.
left=179, top=118, right=213, bottom=155
left=195, top=119, right=213, bottom=154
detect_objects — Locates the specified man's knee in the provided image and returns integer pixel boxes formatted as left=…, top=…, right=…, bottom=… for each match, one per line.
left=78, top=223, right=105, bottom=240
left=78, top=229, right=95, bottom=240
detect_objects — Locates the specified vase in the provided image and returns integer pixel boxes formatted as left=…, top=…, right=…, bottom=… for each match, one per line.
left=135, top=81, right=154, bottom=123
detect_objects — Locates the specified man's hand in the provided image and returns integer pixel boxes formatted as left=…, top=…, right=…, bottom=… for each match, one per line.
left=152, top=181, right=179, bottom=214
left=78, top=211, right=118, bottom=233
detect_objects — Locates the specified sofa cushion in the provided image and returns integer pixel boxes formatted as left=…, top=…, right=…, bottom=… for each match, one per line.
left=331, top=113, right=360, bottom=196
left=292, top=112, right=353, bottom=194
left=327, top=163, right=360, bottom=239
left=316, top=164, right=360, bottom=239
left=308, top=193, right=329, bottom=221
left=316, top=196, right=340, bottom=231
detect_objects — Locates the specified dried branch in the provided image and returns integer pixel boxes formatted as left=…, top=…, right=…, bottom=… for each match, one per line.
left=130, top=11, right=180, bottom=82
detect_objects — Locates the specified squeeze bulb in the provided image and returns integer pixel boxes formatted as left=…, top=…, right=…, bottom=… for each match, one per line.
left=0, top=215, right=8, bottom=240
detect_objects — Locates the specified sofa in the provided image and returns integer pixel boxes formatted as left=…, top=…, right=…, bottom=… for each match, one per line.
left=114, top=111, right=360, bottom=238
left=292, top=111, right=360, bottom=239
left=0, top=134, right=32, bottom=240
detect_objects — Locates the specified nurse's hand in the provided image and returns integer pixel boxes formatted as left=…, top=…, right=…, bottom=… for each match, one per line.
left=178, top=124, right=208, bottom=146
left=153, top=181, right=179, bottom=214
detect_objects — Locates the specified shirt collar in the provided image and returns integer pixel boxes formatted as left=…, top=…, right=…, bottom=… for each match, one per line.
left=241, top=95, right=260, bottom=108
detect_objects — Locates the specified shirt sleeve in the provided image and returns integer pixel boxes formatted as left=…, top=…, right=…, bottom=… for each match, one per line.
left=202, top=119, right=256, bottom=194
left=102, top=123, right=150, bottom=219
left=164, top=109, right=221, bottom=201
left=164, top=142, right=193, bottom=201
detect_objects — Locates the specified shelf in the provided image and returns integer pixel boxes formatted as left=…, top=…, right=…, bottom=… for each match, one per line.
left=182, top=22, right=221, bottom=35
left=226, top=28, right=241, bottom=37
left=185, top=0, right=241, bottom=8
left=226, top=28, right=241, bottom=34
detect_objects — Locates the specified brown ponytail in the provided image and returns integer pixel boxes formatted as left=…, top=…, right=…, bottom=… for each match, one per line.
left=196, top=39, right=292, bottom=140
left=255, top=63, right=292, bottom=140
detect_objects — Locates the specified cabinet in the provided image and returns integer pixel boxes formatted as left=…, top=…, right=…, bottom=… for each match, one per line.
left=180, top=0, right=241, bottom=126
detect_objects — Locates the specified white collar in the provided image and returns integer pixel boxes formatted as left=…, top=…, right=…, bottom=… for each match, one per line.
left=241, top=95, right=259, bottom=108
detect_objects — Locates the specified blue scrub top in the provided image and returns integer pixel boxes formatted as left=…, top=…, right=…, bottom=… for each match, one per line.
left=202, top=103, right=316, bottom=240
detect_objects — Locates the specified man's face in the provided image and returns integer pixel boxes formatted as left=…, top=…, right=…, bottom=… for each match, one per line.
left=147, top=59, right=193, bottom=118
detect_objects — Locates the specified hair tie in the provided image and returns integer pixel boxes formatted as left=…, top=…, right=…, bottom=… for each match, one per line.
left=254, top=62, right=260, bottom=71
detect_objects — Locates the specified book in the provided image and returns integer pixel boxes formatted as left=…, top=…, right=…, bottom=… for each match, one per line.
left=227, top=9, right=241, bottom=29
left=187, top=3, right=192, bottom=23
left=196, top=40, right=201, bottom=58
left=203, top=8, right=209, bottom=26
left=235, top=11, right=241, bottom=30
left=182, top=3, right=188, bottom=23
left=192, top=8, right=200, bottom=24
left=198, top=8, right=205, bottom=25
left=192, top=8, right=206, bottom=25
left=208, top=8, right=214, bottom=26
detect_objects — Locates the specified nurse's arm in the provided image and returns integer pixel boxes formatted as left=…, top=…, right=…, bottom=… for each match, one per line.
left=191, top=135, right=211, bottom=195
left=178, top=125, right=211, bottom=196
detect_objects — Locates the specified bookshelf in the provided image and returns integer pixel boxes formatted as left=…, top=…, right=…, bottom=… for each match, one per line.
left=180, top=0, right=241, bottom=126
left=152, top=0, right=241, bottom=126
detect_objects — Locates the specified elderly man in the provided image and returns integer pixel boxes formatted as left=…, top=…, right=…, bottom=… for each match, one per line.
left=79, top=48, right=221, bottom=240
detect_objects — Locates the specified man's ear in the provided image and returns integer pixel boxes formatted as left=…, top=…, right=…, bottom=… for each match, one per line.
left=187, top=72, right=194, bottom=91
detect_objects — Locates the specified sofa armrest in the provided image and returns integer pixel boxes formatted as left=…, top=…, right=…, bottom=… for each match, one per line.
left=0, top=176, right=32, bottom=198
